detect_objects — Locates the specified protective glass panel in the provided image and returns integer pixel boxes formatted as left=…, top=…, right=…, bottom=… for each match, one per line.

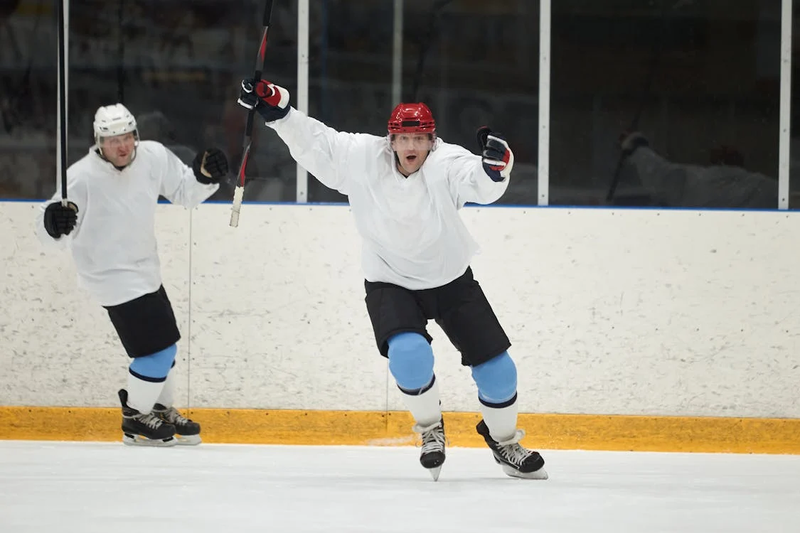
left=550, top=0, right=781, bottom=209
left=0, top=0, right=298, bottom=203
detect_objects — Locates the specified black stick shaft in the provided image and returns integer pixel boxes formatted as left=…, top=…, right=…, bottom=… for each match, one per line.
left=117, top=0, right=124, bottom=103
left=606, top=0, right=668, bottom=203
left=57, top=0, right=68, bottom=204
left=410, top=0, right=453, bottom=101
left=230, top=0, right=274, bottom=227
left=238, top=0, right=274, bottom=186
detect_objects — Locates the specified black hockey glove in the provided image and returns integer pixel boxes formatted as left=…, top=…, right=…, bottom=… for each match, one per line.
left=477, top=127, right=514, bottom=182
left=237, top=78, right=291, bottom=123
left=619, top=131, right=649, bottom=156
left=193, top=148, right=229, bottom=184
left=43, top=201, right=78, bottom=238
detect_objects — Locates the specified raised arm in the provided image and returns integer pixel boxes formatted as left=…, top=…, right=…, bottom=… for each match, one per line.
left=237, top=79, right=362, bottom=195
left=156, top=142, right=224, bottom=208
left=445, top=128, right=513, bottom=207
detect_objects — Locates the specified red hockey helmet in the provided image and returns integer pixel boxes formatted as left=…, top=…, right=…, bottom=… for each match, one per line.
left=387, top=103, right=436, bottom=135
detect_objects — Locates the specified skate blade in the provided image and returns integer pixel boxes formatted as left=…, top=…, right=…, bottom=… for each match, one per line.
left=122, top=433, right=177, bottom=447
left=175, top=434, right=202, bottom=446
left=427, top=466, right=442, bottom=482
left=501, top=464, right=548, bottom=480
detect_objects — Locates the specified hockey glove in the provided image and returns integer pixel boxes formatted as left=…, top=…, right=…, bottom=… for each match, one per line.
left=619, top=131, right=649, bottom=156
left=43, top=201, right=78, bottom=238
left=193, top=148, right=229, bottom=184
left=237, top=79, right=291, bottom=123
left=477, top=127, right=514, bottom=182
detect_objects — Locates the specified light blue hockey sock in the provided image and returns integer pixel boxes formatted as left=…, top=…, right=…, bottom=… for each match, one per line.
left=127, top=344, right=177, bottom=414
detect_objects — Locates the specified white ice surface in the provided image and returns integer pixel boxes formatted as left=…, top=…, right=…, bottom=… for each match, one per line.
left=1, top=440, right=799, bottom=533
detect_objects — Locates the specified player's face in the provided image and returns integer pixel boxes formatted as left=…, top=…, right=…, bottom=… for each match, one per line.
left=100, top=132, right=136, bottom=167
left=392, top=133, right=433, bottom=176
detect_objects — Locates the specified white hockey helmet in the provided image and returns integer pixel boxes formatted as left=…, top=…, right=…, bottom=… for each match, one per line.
left=93, top=103, right=138, bottom=144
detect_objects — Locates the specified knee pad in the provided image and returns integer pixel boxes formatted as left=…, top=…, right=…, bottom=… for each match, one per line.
left=471, top=351, right=517, bottom=404
left=129, top=344, right=178, bottom=381
left=387, top=332, right=434, bottom=392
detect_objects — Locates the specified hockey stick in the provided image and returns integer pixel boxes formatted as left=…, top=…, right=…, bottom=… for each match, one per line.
left=230, top=0, right=275, bottom=228
left=117, top=0, right=125, bottom=104
left=410, top=0, right=453, bottom=101
left=606, top=0, right=672, bottom=203
left=57, top=0, right=69, bottom=206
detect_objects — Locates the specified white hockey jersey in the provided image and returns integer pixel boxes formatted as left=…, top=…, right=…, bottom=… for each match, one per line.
left=269, top=108, right=510, bottom=290
left=35, top=141, right=219, bottom=306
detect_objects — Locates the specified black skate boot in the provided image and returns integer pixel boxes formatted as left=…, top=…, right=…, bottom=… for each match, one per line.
left=153, top=403, right=201, bottom=445
left=413, top=418, right=446, bottom=481
left=118, top=389, right=176, bottom=447
left=476, top=420, right=548, bottom=480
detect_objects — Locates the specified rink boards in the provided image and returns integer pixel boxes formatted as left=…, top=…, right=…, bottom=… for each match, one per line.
left=1, top=407, right=800, bottom=453
left=1, top=202, right=799, bottom=452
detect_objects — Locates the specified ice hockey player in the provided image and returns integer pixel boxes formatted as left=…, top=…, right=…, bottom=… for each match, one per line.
left=35, top=104, right=228, bottom=446
left=237, top=79, right=548, bottom=480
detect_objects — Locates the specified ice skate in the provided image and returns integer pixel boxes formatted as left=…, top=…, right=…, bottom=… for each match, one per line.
left=153, top=403, right=201, bottom=445
left=413, top=418, right=446, bottom=481
left=476, top=420, right=548, bottom=480
left=118, top=389, right=177, bottom=447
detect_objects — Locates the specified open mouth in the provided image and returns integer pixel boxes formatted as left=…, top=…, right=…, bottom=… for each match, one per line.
left=406, top=154, right=417, bottom=162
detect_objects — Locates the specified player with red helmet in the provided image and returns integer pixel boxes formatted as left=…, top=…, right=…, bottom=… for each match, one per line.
left=386, top=102, right=437, bottom=176
left=238, top=79, right=545, bottom=482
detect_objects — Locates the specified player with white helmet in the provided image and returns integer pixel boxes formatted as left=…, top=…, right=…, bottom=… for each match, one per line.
left=238, top=80, right=547, bottom=481
left=91, top=104, right=140, bottom=166
left=35, top=103, right=229, bottom=446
